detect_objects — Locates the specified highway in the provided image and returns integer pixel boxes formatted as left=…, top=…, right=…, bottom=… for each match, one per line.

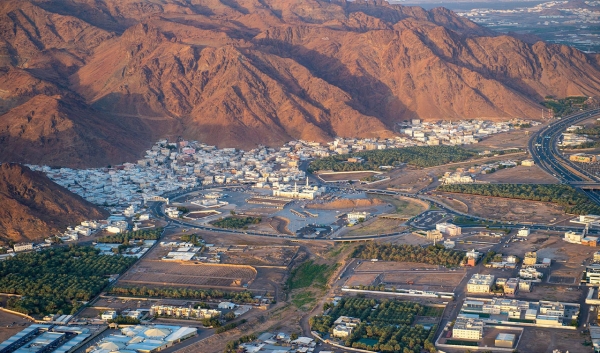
left=528, top=107, right=600, bottom=204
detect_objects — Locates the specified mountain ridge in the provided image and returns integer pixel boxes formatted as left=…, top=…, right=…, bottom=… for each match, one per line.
left=1, top=0, right=599, bottom=166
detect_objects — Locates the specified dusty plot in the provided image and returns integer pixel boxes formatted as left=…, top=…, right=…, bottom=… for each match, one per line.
left=517, top=285, right=583, bottom=302
left=441, top=193, right=568, bottom=223
left=477, top=165, right=558, bottom=184
left=382, top=271, right=465, bottom=291
left=460, top=235, right=502, bottom=244
left=395, top=233, right=436, bottom=246
left=317, top=171, right=380, bottom=182
left=367, top=195, right=429, bottom=218
left=374, top=168, right=433, bottom=193
left=518, top=327, right=589, bottom=353
left=429, top=195, right=469, bottom=213
left=118, top=260, right=257, bottom=288
left=306, top=197, right=385, bottom=210
left=0, top=310, right=31, bottom=342
left=220, top=246, right=299, bottom=267
left=342, top=218, right=407, bottom=237
left=465, top=127, right=540, bottom=151
left=345, top=273, right=381, bottom=287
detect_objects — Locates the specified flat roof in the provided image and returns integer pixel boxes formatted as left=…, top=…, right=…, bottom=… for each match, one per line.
left=496, top=333, right=516, bottom=341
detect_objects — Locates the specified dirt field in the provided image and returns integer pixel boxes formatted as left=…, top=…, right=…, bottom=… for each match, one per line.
left=518, top=327, right=590, bottom=353
left=269, top=216, right=293, bottom=235
left=118, top=260, right=257, bottom=288
left=517, top=285, right=583, bottom=302
left=367, top=195, right=428, bottom=218
left=438, top=192, right=570, bottom=224
left=341, top=218, right=407, bottom=237
left=306, top=198, right=385, bottom=210
left=429, top=194, right=469, bottom=213
left=465, top=126, right=541, bottom=151
left=317, top=171, right=379, bottom=182
left=0, top=310, right=31, bottom=342
left=345, top=273, right=381, bottom=286
left=220, top=246, right=299, bottom=267
left=382, top=271, right=465, bottom=291
left=375, top=167, right=434, bottom=193
left=477, top=165, right=558, bottom=184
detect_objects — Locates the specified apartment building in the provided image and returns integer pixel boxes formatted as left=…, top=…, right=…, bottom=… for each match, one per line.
left=452, top=317, right=484, bottom=340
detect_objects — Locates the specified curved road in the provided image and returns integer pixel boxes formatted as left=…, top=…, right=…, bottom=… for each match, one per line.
left=528, top=107, right=600, bottom=203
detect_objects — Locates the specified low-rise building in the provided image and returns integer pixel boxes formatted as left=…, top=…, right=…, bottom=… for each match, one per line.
left=495, top=333, right=516, bottom=348
left=565, top=231, right=583, bottom=244
left=504, top=278, right=519, bottom=296
left=101, top=311, right=117, bottom=321
left=436, top=222, right=462, bottom=236
left=570, top=153, right=597, bottom=163
left=467, top=274, right=495, bottom=293
left=452, top=317, right=484, bottom=340
left=517, top=228, right=530, bottom=237
left=13, top=243, right=33, bottom=252
left=523, top=251, right=538, bottom=266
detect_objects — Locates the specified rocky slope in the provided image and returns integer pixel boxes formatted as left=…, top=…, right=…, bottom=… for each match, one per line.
left=1, top=0, right=600, bottom=166
left=0, top=163, right=108, bottom=244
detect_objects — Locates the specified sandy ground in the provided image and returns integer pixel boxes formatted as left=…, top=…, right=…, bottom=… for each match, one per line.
left=0, top=310, right=32, bottom=342
left=438, top=192, right=570, bottom=224
left=518, top=327, right=590, bottom=353
left=477, top=165, right=558, bottom=184
left=341, top=218, right=407, bottom=237
left=306, top=198, right=384, bottom=210
left=220, top=246, right=299, bottom=267
left=465, top=125, right=542, bottom=151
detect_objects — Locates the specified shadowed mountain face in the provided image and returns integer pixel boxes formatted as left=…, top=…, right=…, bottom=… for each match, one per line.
left=0, top=163, right=108, bottom=243
left=1, top=0, right=600, bottom=167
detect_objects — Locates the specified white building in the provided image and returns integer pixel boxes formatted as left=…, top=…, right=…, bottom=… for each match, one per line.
left=517, top=228, right=530, bottom=237
left=436, top=222, right=461, bottom=236
left=565, top=231, right=583, bottom=244
left=467, top=274, right=495, bottom=293
left=452, top=317, right=484, bottom=340
left=13, top=243, right=33, bottom=252
left=218, top=302, right=236, bottom=310
left=101, top=311, right=117, bottom=320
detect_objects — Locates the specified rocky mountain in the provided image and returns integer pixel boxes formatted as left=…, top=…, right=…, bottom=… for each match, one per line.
left=1, top=0, right=600, bottom=166
left=0, top=163, right=108, bottom=244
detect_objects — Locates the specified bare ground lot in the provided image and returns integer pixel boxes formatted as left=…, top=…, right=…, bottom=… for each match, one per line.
left=341, top=218, right=407, bottom=237
left=517, top=285, right=583, bottom=302
left=476, top=165, right=558, bottom=184
left=518, top=327, right=590, bottom=353
left=0, top=310, right=31, bottom=342
left=367, top=194, right=428, bottom=218
left=306, top=198, right=385, bottom=210
left=117, top=260, right=257, bottom=288
left=382, top=271, right=465, bottom=292
left=317, top=171, right=379, bottom=182
left=438, top=192, right=570, bottom=224
left=465, top=126, right=541, bottom=151
left=220, top=246, right=299, bottom=267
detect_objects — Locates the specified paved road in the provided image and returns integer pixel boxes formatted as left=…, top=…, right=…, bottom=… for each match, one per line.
left=529, top=107, right=600, bottom=203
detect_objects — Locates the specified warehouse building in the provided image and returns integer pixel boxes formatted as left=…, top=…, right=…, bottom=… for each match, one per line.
left=495, top=333, right=515, bottom=348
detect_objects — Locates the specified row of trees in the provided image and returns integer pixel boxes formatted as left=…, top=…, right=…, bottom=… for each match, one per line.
left=211, top=217, right=261, bottom=229
left=438, top=183, right=600, bottom=215
left=97, top=228, right=163, bottom=244
left=352, top=243, right=466, bottom=267
left=0, top=246, right=136, bottom=315
left=308, top=146, right=476, bottom=172
left=310, top=298, right=437, bottom=353
left=541, top=96, right=589, bottom=117
left=108, top=286, right=259, bottom=303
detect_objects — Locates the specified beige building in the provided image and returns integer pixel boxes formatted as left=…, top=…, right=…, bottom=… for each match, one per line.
left=436, top=222, right=462, bottom=236
left=452, top=317, right=484, bottom=340
left=523, top=252, right=537, bottom=266
left=467, top=274, right=495, bottom=293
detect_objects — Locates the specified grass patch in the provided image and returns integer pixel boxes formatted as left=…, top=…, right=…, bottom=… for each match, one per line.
left=288, top=260, right=336, bottom=290
left=328, top=243, right=349, bottom=258
left=291, top=291, right=316, bottom=309
left=211, top=216, right=261, bottom=229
